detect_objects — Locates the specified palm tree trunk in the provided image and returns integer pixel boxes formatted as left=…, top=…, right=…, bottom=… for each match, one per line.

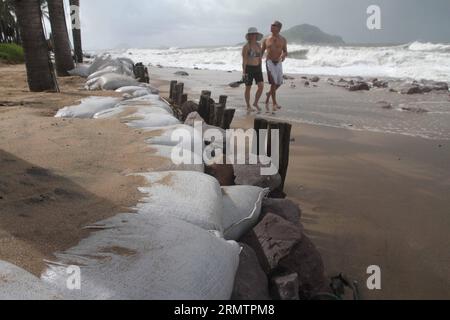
left=14, top=0, right=57, bottom=92
left=69, top=0, right=82, bottom=63
left=47, top=0, right=74, bottom=76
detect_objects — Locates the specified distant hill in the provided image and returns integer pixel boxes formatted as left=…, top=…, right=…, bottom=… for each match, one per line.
left=280, top=24, right=345, bottom=45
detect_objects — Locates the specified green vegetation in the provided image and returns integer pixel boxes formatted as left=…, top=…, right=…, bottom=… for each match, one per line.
left=0, top=43, right=25, bottom=63
left=281, top=24, right=345, bottom=45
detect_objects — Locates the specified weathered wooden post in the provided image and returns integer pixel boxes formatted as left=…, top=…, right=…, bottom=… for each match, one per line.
left=181, top=94, right=188, bottom=106
left=169, top=80, right=178, bottom=100
left=219, top=95, right=228, bottom=108
left=222, top=109, right=236, bottom=130
left=198, top=92, right=211, bottom=122
left=254, top=118, right=292, bottom=196
left=175, top=83, right=184, bottom=106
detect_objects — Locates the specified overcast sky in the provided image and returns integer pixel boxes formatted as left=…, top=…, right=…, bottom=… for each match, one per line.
left=77, top=0, right=450, bottom=50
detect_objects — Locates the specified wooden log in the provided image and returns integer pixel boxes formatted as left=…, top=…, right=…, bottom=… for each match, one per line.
left=208, top=100, right=216, bottom=125
left=175, top=83, right=184, bottom=106
left=214, top=103, right=226, bottom=127
left=201, top=90, right=211, bottom=99
left=222, top=109, right=236, bottom=130
left=181, top=94, right=188, bottom=105
left=219, top=95, right=228, bottom=108
left=254, top=118, right=269, bottom=155
left=198, top=94, right=210, bottom=122
left=169, top=80, right=177, bottom=100
left=277, top=122, right=292, bottom=193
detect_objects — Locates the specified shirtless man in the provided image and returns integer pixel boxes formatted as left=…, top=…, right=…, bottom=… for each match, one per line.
left=262, top=21, right=288, bottom=114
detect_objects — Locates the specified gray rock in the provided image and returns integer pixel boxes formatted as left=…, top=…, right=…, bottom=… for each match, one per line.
left=348, top=82, right=370, bottom=91
left=229, top=81, right=242, bottom=88
left=401, top=85, right=423, bottom=95
left=181, top=101, right=199, bottom=121
left=283, top=75, right=295, bottom=80
left=233, top=162, right=282, bottom=192
left=240, top=230, right=271, bottom=274
left=261, top=198, right=302, bottom=225
left=271, top=273, right=300, bottom=300
left=254, top=213, right=303, bottom=271
left=372, top=79, right=388, bottom=88
left=174, top=71, right=189, bottom=76
left=310, top=76, right=320, bottom=83
left=184, top=112, right=205, bottom=127
left=231, top=244, right=271, bottom=300
left=278, top=236, right=327, bottom=299
left=376, top=101, right=393, bottom=109
left=401, top=106, right=429, bottom=113
left=431, top=81, right=448, bottom=91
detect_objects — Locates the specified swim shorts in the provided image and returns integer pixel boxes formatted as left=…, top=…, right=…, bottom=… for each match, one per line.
left=244, top=64, right=264, bottom=86
left=266, top=60, right=284, bottom=86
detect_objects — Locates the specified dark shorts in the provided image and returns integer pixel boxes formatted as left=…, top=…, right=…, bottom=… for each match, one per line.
left=245, top=65, right=264, bottom=86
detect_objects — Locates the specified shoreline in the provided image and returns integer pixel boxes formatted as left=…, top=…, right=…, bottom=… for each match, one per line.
left=151, top=68, right=450, bottom=299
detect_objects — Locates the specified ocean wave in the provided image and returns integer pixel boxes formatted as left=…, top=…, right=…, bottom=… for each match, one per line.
left=114, top=41, right=450, bottom=82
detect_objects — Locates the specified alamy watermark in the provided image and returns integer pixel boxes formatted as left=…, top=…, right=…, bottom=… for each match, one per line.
left=367, top=5, right=382, bottom=30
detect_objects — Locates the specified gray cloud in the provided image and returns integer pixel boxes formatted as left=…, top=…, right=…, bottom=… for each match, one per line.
left=77, top=0, right=450, bottom=49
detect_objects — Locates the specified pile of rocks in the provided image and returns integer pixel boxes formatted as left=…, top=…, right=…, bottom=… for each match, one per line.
left=205, top=157, right=328, bottom=300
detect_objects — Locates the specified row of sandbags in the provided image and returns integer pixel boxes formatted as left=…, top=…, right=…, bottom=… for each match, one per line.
left=1, top=69, right=270, bottom=299
left=68, top=54, right=158, bottom=93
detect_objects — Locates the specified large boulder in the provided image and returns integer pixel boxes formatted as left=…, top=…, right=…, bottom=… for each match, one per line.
left=253, top=213, right=303, bottom=271
left=270, top=273, right=300, bottom=300
left=233, top=161, right=282, bottom=192
left=261, top=198, right=302, bottom=226
left=348, top=82, right=370, bottom=91
left=231, top=244, right=271, bottom=300
left=278, top=236, right=327, bottom=299
left=205, top=162, right=235, bottom=186
left=401, top=85, right=423, bottom=95
left=181, top=101, right=199, bottom=121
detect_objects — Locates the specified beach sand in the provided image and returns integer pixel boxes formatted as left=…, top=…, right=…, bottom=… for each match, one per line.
left=0, top=64, right=167, bottom=276
left=151, top=66, right=450, bottom=300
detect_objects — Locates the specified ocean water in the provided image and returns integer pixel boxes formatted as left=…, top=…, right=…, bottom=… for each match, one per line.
left=107, top=42, right=450, bottom=140
left=112, top=41, right=450, bottom=82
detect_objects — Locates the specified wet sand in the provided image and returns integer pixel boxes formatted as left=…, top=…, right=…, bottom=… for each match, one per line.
left=0, top=64, right=167, bottom=275
left=151, top=66, right=450, bottom=300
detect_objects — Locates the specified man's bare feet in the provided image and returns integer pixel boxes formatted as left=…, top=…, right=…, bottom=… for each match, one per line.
left=274, top=104, right=282, bottom=110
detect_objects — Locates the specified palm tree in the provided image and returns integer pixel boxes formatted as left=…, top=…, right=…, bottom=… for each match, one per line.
left=47, top=0, right=73, bottom=76
left=14, top=0, right=57, bottom=92
left=69, top=0, right=82, bottom=62
left=1, top=0, right=20, bottom=43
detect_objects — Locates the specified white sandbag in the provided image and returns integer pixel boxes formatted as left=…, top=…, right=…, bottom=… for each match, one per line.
left=0, top=260, right=61, bottom=300
left=150, top=144, right=205, bottom=173
left=88, top=73, right=139, bottom=91
left=87, top=54, right=113, bottom=75
left=222, top=186, right=270, bottom=241
left=147, top=124, right=202, bottom=148
left=94, top=104, right=170, bottom=119
left=125, top=113, right=180, bottom=129
left=68, top=64, right=90, bottom=77
left=137, top=171, right=223, bottom=232
left=115, top=86, right=148, bottom=94
left=87, top=65, right=122, bottom=81
left=42, top=213, right=240, bottom=300
left=131, top=89, right=152, bottom=98
left=55, top=96, right=121, bottom=119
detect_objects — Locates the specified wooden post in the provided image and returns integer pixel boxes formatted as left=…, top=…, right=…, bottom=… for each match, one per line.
left=198, top=94, right=210, bottom=122
left=254, top=118, right=269, bottom=155
left=214, top=103, right=225, bottom=127
left=222, top=109, right=236, bottom=130
left=175, top=83, right=184, bottom=106
left=208, top=100, right=216, bottom=125
left=201, top=90, right=211, bottom=99
left=219, top=95, right=228, bottom=108
left=169, top=80, right=177, bottom=100
left=181, top=94, right=188, bottom=105
left=277, top=122, right=292, bottom=193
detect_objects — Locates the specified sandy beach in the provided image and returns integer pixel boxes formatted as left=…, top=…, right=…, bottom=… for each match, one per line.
left=0, top=64, right=168, bottom=276
left=1, top=62, right=449, bottom=299
left=151, top=66, right=450, bottom=299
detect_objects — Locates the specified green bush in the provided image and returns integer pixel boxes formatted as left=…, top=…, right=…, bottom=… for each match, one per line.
left=0, top=43, right=25, bottom=63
